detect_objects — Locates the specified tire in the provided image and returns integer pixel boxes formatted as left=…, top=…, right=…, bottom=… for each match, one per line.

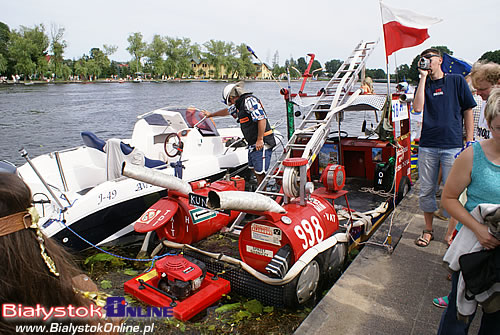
left=322, top=242, right=348, bottom=283
left=146, top=232, right=162, bottom=257
left=396, top=176, right=411, bottom=204
left=283, top=258, right=321, bottom=306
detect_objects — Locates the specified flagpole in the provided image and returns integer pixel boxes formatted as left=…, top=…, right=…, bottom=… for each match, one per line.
left=379, top=0, right=391, bottom=96
left=394, top=53, right=398, bottom=82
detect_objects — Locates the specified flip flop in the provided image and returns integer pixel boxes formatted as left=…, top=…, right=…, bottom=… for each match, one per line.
left=415, top=229, right=434, bottom=247
left=433, top=296, right=449, bottom=308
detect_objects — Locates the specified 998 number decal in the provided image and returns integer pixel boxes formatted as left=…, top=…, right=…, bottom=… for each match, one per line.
left=293, top=216, right=324, bottom=250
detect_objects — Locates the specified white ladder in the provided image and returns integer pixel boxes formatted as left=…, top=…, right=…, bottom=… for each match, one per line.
left=229, top=40, right=378, bottom=234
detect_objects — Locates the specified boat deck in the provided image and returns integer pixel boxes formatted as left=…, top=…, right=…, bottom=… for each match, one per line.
left=329, top=177, right=389, bottom=213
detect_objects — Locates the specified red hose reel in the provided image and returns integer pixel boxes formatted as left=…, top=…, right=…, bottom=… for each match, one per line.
left=320, top=164, right=345, bottom=191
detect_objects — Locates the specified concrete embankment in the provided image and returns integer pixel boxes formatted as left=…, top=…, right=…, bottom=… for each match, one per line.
left=294, top=181, right=481, bottom=335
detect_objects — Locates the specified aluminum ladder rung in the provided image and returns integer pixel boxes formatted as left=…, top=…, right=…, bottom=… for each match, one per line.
left=241, top=40, right=379, bottom=212
left=228, top=227, right=243, bottom=236
left=303, top=119, right=326, bottom=124
left=257, top=190, right=284, bottom=197
left=264, top=175, right=283, bottom=180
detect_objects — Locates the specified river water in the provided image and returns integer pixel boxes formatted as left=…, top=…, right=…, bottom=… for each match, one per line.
left=0, top=81, right=393, bottom=166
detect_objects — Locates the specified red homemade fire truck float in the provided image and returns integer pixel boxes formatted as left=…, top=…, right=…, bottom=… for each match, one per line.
left=122, top=41, right=413, bottom=320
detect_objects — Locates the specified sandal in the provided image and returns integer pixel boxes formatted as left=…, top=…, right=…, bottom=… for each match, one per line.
left=433, top=210, right=448, bottom=221
left=432, top=296, right=449, bottom=308
left=415, top=229, right=434, bottom=247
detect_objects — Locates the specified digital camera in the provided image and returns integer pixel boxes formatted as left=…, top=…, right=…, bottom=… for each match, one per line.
left=418, top=57, right=431, bottom=70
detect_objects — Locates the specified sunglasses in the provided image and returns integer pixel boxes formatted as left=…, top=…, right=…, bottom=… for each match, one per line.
left=423, top=54, right=440, bottom=59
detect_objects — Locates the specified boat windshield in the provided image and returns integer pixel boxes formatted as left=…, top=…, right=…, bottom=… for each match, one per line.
left=175, top=107, right=219, bottom=136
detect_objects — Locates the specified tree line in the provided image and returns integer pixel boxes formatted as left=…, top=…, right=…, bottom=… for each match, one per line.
left=1, top=22, right=498, bottom=82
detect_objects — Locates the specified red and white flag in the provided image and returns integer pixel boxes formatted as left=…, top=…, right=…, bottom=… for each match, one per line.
left=380, top=2, right=442, bottom=59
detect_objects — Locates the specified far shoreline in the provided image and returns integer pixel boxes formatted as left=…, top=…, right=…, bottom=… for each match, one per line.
left=0, top=78, right=334, bottom=86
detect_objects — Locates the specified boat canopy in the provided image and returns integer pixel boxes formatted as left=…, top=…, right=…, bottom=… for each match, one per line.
left=342, top=94, right=387, bottom=112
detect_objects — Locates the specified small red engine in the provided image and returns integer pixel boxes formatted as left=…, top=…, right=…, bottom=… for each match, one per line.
left=155, top=255, right=206, bottom=300
left=124, top=254, right=230, bottom=320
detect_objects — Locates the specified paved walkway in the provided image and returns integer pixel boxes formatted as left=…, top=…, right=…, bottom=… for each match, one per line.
left=295, top=182, right=481, bottom=334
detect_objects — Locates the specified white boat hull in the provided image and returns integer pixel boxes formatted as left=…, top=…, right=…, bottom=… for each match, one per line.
left=15, top=107, right=249, bottom=250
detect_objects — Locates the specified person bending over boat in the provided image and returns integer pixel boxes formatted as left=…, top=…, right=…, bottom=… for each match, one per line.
left=413, top=48, right=476, bottom=247
left=0, top=172, right=119, bottom=334
left=203, top=82, right=276, bottom=186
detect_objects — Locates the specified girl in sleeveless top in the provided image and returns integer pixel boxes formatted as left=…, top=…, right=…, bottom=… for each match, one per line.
left=438, top=88, right=500, bottom=334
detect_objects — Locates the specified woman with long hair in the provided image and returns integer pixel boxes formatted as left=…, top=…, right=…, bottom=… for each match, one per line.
left=0, top=172, right=98, bottom=334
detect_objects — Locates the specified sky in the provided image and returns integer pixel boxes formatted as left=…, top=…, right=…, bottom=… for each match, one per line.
left=3, top=0, right=499, bottom=72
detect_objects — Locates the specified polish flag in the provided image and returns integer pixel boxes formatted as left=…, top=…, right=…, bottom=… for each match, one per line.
left=380, top=2, right=442, bottom=59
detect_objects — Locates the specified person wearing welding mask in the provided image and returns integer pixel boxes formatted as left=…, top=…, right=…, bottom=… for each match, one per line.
left=202, top=82, right=276, bottom=186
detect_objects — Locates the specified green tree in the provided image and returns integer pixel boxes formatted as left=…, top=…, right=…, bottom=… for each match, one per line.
left=297, top=57, right=307, bottom=74
left=0, top=54, right=6, bottom=74
left=61, top=63, right=71, bottom=80
left=395, top=64, right=410, bottom=82
left=49, top=24, right=66, bottom=80
left=0, top=22, right=9, bottom=74
left=8, top=24, right=49, bottom=80
left=203, top=40, right=233, bottom=79
left=165, top=37, right=193, bottom=78
left=86, top=58, right=99, bottom=80
left=89, top=47, right=110, bottom=78
left=365, top=68, right=386, bottom=79
left=324, top=59, right=342, bottom=77
left=188, top=43, right=203, bottom=77
left=285, top=58, right=298, bottom=78
left=272, top=65, right=285, bottom=78
left=146, top=34, right=166, bottom=78
left=177, top=38, right=194, bottom=78
left=311, top=60, right=323, bottom=77
left=126, top=32, right=146, bottom=73
left=74, top=59, right=88, bottom=80
left=479, top=50, right=500, bottom=64
left=189, top=43, right=202, bottom=61
left=102, top=45, right=118, bottom=77
left=103, top=44, right=118, bottom=57
left=233, top=43, right=254, bottom=79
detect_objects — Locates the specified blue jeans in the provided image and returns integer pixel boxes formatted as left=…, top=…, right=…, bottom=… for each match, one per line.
left=418, top=147, right=460, bottom=216
left=437, top=271, right=500, bottom=335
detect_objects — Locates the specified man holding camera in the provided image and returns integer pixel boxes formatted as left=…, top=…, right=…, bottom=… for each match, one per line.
left=413, top=48, right=476, bottom=247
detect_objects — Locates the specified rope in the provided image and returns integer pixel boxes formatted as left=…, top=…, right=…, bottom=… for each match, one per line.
left=359, top=187, right=394, bottom=198
left=342, top=139, right=403, bottom=253
left=55, top=210, right=174, bottom=271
